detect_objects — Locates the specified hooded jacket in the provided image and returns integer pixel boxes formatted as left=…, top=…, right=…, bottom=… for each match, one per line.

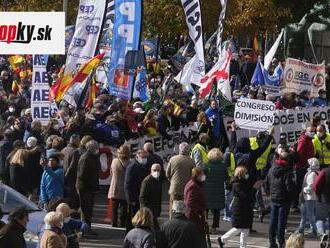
left=265, top=159, right=295, bottom=204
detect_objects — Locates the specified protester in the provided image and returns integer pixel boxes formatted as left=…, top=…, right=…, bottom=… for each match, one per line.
left=0, top=130, right=13, bottom=182
left=40, top=154, right=64, bottom=210
left=191, top=133, right=209, bottom=169
left=218, top=166, right=255, bottom=248
left=61, top=134, right=80, bottom=209
left=313, top=124, right=330, bottom=169
left=143, top=142, right=164, bottom=173
left=0, top=207, right=29, bottom=248
left=166, top=142, right=195, bottom=218
left=184, top=167, right=206, bottom=240
left=124, top=149, right=149, bottom=231
left=56, top=203, right=89, bottom=248
left=205, top=100, right=225, bottom=149
left=108, top=144, right=131, bottom=227
left=285, top=233, right=304, bottom=248
left=314, top=161, right=330, bottom=247
left=40, top=211, right=66, bottom=248
left=297, top=158, right=319, bottom=236
left=140, top=163, right=162, bottom=228
left=123, top=207, right=156, bottom=248
left=204, top=148, right=227, bottom=233
left=160, top=200, right=206, bottom=248
left=76, top=140, right=100, bottom=233
left=265, top=144, right=295, bottom=248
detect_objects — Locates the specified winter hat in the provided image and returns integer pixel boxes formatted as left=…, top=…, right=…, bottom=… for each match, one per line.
left=26, top=137, right=37, bottom=148
left=308, top=158, right=320, bottom=171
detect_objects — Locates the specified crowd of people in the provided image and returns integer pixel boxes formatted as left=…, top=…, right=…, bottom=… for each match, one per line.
left=0, top=49, right=329, bottom=248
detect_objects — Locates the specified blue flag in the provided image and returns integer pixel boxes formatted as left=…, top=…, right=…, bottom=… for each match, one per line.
left=133, top=69, right=149, bottom=101
left=251, top=60, right=281, bottom=94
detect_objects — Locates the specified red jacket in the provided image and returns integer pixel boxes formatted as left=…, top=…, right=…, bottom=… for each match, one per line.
left=296, top=132, right=314, bottom=169
left=314, top=167, right=330, bottom=203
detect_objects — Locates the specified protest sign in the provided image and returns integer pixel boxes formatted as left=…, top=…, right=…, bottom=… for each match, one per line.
left=31, top=55, right=63, bottom=126
left=225, top=106, right=330, bottom=145
left=99, top=125, right=196, bottom=185
left=283, top=58, right=325, bottom=97
left=234, top=99, right=276, bottom=131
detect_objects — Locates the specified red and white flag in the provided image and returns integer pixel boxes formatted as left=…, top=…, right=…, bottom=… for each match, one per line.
left=199, top=49, right=232, bottom=100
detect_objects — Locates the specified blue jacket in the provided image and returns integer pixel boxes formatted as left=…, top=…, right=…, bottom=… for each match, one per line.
left=313, top=97, right=328, bottom=107
left=205, top=107, right=222, bottom=138
left=94, top=122, right=123, bottom=146
left=39, top=166, right=64, bottom=204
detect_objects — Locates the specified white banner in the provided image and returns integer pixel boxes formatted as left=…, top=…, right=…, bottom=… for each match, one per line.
left=65, top=0, right=106, bottom=74
left=225, top=106, right=330, bottom=145
left=179, top=0, right=205, bottom=84
left=283, top=58, right=326, bottom=97
left=0, top=12, right=64, bottom=54
left=216, top=0, right=227, bottom=55
left=31, top=55, right=63, bottom=126
left=234, top=99, right=275, bottom=131
left=264, top=30, right=283, bottom=70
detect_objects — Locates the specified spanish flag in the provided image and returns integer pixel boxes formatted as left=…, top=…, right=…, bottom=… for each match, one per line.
left=8, top=55, right=24, bottom=71
left=85, top=76, right=98, bottom=109
left=50, top=53, right=104, bottom=102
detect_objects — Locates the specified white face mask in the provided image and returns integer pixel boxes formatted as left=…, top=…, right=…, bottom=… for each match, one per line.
left=244, top=174, right=250, bottom=180
left=151, top=171, right=160, bottom=179
left=64, top=217, right=70, bottom=223
left=53, top=124, right=59, bottom=130
left=9, top=107, right=15, bottom=112
left=317, top=132, right=325, bottom=139
left=137, top=157, right=147, bottom=165
left=198, top=175, right=206, bottom=182
left=306, top=132, right=315, bottom=138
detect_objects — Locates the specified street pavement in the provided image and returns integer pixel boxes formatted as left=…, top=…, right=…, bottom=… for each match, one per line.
left=80, top=186, right=321, bottom=248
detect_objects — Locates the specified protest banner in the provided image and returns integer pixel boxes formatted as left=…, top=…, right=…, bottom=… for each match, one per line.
left=225, top=106, right=330, bottom=145
left=31, top=55, right=63, bottom=126
left=98, top=125, right=196, bottom=185
left=283, top=58, right=326, bottom=97
left=108, top=0, right=142, bottom=100
left=234, top=99, right=276, bottom=131
left=65, top=0, right=106, bottom=74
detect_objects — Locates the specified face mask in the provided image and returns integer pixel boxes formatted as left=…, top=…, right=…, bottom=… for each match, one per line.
left=198, top=175, right=206, bottom=182
left=64, top=217, right=70, bottom=223
left=244, top=174, right=249, bottom=180
left=59, top=222, right=64, bottom=229
left=137, top=157, right=147, bottom=165
left=9, top=107, right=15, bottom=112
left=93, top=149, right=100, bottom=155
left=321, top=94, right=326, bottom=99
left=317, top=132, right=325, bottom=139
left=306, top=132, right=315, bottom=138
left=53, top=124, right=59, bottom=130
left=151, top=171, right=160, bottom=179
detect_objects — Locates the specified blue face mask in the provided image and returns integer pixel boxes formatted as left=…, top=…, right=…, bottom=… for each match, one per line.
left=306, top=132, right=315, bottom=138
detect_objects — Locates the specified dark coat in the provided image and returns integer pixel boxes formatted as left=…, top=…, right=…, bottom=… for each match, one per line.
left=139, top=175, right=162, bottom=218
left=184, top=178, right=205, bottom=233
left=61, top=144, right=80, bottom=188
left=160, top=213, right=206, bottom=248
left=123, top=227, right=155, bottom=248
left=0, top=220, right=26, bottom=248
left=9, top=163, right=30, bottom=195
left=204, top=160, right=227, bottom=210
left=24, top=148, right=42, bottom=190
left=0, top=138, right=12, bottom=181
left=157, top=114, right=171, bottom=139
left=265, top=159, right=295, bottom=205
left=76, top=151, right=100, bottom=192
left=231, top=177, right=254, bottom=229
left=124, top=159, right=149, bottom=204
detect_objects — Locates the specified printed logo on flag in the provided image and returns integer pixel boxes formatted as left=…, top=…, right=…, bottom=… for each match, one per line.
left=0, top=12, right=65, bottom=54
left=114, top=69, right=129, bottom=87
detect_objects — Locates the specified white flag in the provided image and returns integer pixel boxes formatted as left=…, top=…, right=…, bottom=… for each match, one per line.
left=264, top=30, right=283, bottom=70
left=174, top=55, right=203, bottom=86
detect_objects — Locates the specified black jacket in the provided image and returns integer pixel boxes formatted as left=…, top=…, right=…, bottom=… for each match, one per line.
left=9, top=163, right=31, bottom=195
left=265, top=159, right=295, bottom=204
left=124, top=159, right=149, bottom=204
left=76, top=151, right=100, bottom=192
left=0, top=220, right=26, bottom=248
left=231, top=177, right=254, bottom=229
left=160, top=213, right=206, bottom=248
left=24, top=148, right=42, bottom=190
left=139, top=175, right=162, bottom=218
left=62, top=144, right=80, bottom=188
left=0, top=139, right=12, bottom=181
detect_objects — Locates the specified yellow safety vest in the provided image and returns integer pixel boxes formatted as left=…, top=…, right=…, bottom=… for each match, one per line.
left=228, top=153, right=235, bottom=178
left=191, top=143, right=208, bottom=165
left=313, top=133, right=330, bottom=165
left=249, top=137, right=271, bottom=171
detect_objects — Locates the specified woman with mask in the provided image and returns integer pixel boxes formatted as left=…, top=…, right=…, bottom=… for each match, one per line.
left=184, top=167, right=207, bottom=240
left=265, top=145, right=295, bottom=248
left=218, top=166, right=255, bottom=248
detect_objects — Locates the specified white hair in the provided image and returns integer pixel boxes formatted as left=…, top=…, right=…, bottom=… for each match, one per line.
left=44, top=211, right=63, bottom=227
left=179, top=142, right=190, bottom=155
